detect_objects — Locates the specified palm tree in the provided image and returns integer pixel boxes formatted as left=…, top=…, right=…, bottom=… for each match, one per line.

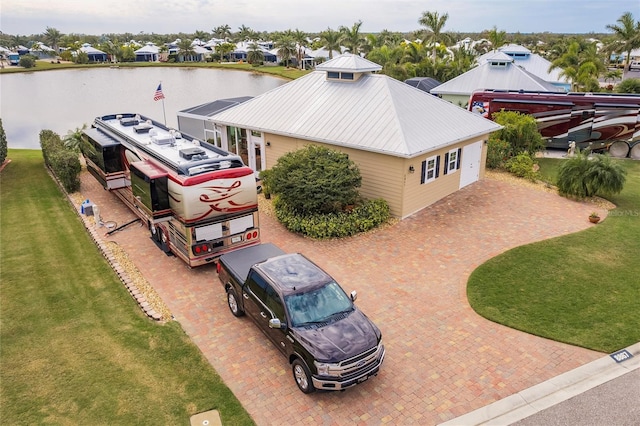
left=247, top=42, right=264, bottom=65
left=549, top=40, right=605, bottom=91
left=487, top=26, right=507, bottom=51
left=213, top=25, right=232, bottom=40
left=339, top=21, right=365, bottom=55
left=177, top=38, right=196, bottom=62
left=63, top=124, right=88, bottom=151
left=214, top=42, right=234, bottom=62
left=605, top=12, right=640, bottom=71
left=418, top=11, right=452, bottom=63
left=236, top=25, right=254, bottom=42
left=319, top=28, right=341, bottom=59
left=275, top=34, right=296, bottom=67
left=401, top=41, right=428, bottom=65
left=43, top=27, right=63, bottom=54
left=193, top=30, right=210, bottom=43
left=292, top=29, right=308, bottom=69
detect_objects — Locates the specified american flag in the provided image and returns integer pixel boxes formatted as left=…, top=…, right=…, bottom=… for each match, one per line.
left=153, top=83, right=165, bottom=101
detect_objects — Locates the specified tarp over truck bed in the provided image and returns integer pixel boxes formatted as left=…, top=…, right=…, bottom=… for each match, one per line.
left=218, top=243, right=285, bottom=283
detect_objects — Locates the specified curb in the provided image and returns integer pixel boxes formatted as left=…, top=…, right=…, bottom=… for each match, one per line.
left=439, top=342, right=640, bottom=426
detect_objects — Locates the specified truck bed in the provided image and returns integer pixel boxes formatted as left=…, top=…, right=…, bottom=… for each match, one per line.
left=218, top=243, right=285, bottom=283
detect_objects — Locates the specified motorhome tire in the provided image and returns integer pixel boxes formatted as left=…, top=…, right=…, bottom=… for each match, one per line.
left=609, top=141, right=630, bottom=158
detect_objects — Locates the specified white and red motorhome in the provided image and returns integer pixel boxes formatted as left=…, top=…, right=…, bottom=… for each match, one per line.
left=82, top=113, right=260, bottom=267
left=469, top=90, right=640, bottom=158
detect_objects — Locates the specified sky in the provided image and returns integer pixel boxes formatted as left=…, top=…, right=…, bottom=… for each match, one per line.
left=0, top=0, right=637, bottom=37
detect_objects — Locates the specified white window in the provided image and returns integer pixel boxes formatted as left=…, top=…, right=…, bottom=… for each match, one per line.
left=445, top=148, right=461, bottom=174
left=420, top=155, right=440, bottom=184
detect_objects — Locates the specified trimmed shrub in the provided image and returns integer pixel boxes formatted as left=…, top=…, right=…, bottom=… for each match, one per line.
left=19, top=55, right=36, bottom=68
left=273, top=197, right=390, bottom=239
left=49, top=149, right=81, bottom=192
left=40, top=129, right=65, bottom=167
left=39, top=129, right=81, bottom=192
left=0, top=118, right=7, bottom=165
left=506, top=153, right=538, bottom=181
left=269, top=145, right=361, bottom=214
left=486, top=138, right=511, bottom=169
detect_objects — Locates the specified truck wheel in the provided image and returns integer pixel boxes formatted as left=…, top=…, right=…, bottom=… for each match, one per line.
left=227, top=288, right=244, bottom=317
left=292, top=359, right=315, bottom=394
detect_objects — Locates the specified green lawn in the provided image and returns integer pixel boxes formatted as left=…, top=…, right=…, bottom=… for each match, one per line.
left=0, top=150, right=254, bottom=425
left=468, top=158, right=640, bottom=353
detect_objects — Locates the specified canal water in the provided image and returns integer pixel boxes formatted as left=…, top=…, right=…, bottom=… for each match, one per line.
left=1, top=67, right=286, bottom=149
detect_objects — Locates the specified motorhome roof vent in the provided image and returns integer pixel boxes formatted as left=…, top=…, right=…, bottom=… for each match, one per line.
left=180, top=147, right=207, bottom=160
left=120, top=117, right=139, bottom=127
left=133, top=123, right=153, bottom=134
left=151, top=134, right=176, bottom=145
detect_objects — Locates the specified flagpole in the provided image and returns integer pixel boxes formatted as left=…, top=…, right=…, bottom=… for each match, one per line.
left=162, top=97, right=167, bottom=126
left=160, top=80, right=166, bottom=126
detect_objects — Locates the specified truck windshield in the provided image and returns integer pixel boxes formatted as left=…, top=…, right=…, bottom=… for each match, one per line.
left=284, top=281, right=353, bottom=327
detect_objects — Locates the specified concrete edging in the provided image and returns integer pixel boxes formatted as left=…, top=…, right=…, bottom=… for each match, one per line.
left=439, top=342, right=640, bottom=426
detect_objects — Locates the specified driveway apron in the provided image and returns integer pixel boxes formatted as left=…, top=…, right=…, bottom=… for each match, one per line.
left=79, top=172, right=604, bottom=425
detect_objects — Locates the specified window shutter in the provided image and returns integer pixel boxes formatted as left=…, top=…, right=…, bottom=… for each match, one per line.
left=443, top=153, right=449, bottom=175
left=435, top=156, right=440, bottom=178
left=421, top=160, right=426, bottom=184
left=457, top=148, right=462, bottom=169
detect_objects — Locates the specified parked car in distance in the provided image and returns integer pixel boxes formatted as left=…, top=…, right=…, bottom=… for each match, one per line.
left=630, top=61, right=640, bottom=71
left=217, top=243, right=385, bottom=393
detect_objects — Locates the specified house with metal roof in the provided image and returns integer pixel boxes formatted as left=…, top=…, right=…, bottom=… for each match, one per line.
left=476, top=44, right=570, bottom=91
left=430, top=54, right=564, bottom=107
left=208, top=54, right=502, bottom=218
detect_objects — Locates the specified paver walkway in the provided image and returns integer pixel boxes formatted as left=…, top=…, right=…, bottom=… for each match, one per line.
left=79, top=172, right=606, bottom=425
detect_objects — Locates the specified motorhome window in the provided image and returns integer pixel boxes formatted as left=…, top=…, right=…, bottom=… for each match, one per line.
left=103, top=146, right=123, bottom=173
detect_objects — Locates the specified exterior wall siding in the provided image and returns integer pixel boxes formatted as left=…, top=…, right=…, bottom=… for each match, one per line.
left=262, top=133, right=490, bottom=219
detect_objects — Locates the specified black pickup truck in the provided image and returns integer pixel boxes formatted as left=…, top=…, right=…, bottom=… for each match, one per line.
left=217, top=243, right=385, bottom=393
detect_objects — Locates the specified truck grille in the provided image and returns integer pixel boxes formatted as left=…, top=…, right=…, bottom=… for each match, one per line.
left=335, top=343, right=384, bottom=378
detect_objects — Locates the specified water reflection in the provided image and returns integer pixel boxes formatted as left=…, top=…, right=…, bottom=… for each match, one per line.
left=1, top=67, right=286, bottom=149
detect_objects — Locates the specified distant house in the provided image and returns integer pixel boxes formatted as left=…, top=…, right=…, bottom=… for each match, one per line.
left=477, top=44, right=570, bottom=91
left=79, top=43, right=107, bottom=62
left=208, top=54, right=501, bottom=218
left=430, top=53, right=563, bottom=106
left=135, top=43, right=159, bottom=62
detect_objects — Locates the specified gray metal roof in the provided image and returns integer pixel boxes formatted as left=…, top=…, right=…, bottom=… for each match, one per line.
left=211, top=70, right=501, bottom=158
left=430, top=60, right=563, bottom=96
left=316, top=53, right=382, bottom=73
left=476, top=44, right=568, bottom=85
left=179, top=97, right=253, bottom=118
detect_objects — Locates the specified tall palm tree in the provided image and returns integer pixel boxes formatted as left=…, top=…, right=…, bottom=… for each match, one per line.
left=319, top=28, right=341, bottom=59
left=43, top=27, right=63, bottom=54
left=247, top=42, right=264, bottom=65
left=193, top=30, right=210, bottom=43
left=549, top=40, right=605, bottom=91
left=275, top=34, right=296, bottom=67
left=487, top=26, right=507, bottom=52
left=177, top=38, right=196, bottom=62
left=418, top=11, right=451, bottom=63
left=213, top=25, right=232, bottom=40
left=605, top=12, right=640, bottom=71
left=292, top=29, right=308, bottom=69
left=339, top=21, right=365, bottom=55
left=236, top=25, right=254, bottom=42
left=215, top=42, right=235, bottom=62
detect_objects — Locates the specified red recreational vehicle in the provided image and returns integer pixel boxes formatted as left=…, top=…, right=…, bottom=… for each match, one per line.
left=82, top=113, right=260, bottom=267
left=469, top=90, right=640, bottom=158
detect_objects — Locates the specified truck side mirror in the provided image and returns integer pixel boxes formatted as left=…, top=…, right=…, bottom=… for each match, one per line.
left=269, top=318, right=285, bottom=329
left=350, top=290, right=357, bottom=302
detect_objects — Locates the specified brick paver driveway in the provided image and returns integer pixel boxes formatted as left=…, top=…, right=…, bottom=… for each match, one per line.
left=81, top=173, right=604, bottom=425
